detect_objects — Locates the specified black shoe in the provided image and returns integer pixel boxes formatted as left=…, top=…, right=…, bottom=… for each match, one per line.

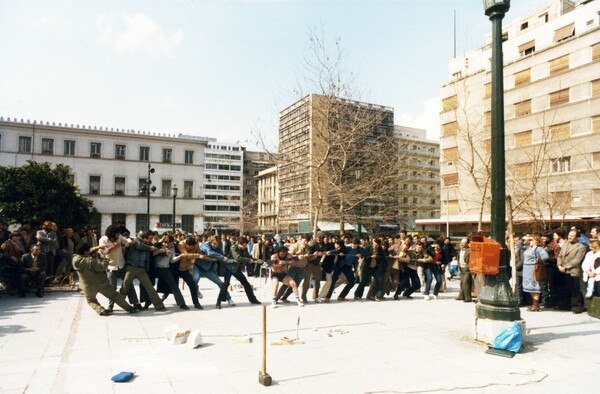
left=100, top=309, right=113, bottom=316
left=180, top=305, right=190, bottom=310
left=128, top=308, right=139, bottom=314
left=36, top=289, right=44, bottom=298
left=156, top=306, right=168, bottom=312
left=19, top=292, right=26, bottom=298
left=393, top=295, right=399, bottom=300
left=134, top=303, right=143, bottom=311
left=142, top=301, right=151, bottom=310
left=250, top=300, right=262, bottom=305
left=572, top=307, right=583, bottom=314
left=402, top=293, right=413, bottom=299
left=194, top=304, right=203, bottom=310
left=161, top=293, right=168, bottom=301
left=108, top=304, right=114, bottom=311
left=215, top=303, right=222, bottom=310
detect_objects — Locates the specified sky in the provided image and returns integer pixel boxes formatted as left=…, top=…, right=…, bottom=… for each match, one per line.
left=0, top=0, right=549, bottom=150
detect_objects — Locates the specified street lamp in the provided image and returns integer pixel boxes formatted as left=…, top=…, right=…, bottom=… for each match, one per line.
left=172, top=184, right=178, bottom=234
left=476, top=0, right=521, bottom=321
left=355, top=168, right=362, bottom=237
left=142, top=163, right=156, bottom=231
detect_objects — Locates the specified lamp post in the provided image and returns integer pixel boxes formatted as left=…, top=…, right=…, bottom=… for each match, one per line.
left=172, top=184, right=178, bottom=234
left=476, top=0, right=520, bottom=321
left=143, top=163, right=156, bottom=231
left=355, top=168, right=362, bottom=237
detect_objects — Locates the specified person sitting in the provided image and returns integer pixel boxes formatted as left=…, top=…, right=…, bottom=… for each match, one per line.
left=19, top=245, right=46, bottom=298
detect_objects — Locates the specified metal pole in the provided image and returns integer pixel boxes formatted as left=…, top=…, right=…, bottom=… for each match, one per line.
left=172, top=192, right=176, bottom=234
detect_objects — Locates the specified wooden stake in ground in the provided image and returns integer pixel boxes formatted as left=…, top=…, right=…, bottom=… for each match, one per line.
left=258, top=305, right=272, bottom=386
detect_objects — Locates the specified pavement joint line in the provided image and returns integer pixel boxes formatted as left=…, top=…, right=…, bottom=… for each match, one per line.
left=49, top=295, right=83, bottom=394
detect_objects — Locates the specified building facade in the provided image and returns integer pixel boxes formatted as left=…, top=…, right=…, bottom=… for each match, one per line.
left=256, top=166, right=279, bottom=233
left=434, top=0, right=600, bottom=236
left=0, top=117, right=213, bottom=232
left=242, top=150, right=273, bottom=233
left=395, top=126, right=440, bottom=232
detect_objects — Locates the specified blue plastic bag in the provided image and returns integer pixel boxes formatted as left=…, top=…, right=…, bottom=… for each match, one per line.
left=111, top=371, right=135, bottom=382
left=492, top=321, right=522, bottom=352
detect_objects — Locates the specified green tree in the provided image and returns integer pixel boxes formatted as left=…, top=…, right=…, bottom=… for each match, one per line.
left=0, top=161, right=96, bottom=227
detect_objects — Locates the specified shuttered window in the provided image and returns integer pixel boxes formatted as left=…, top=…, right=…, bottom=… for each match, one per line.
left=550, top=122, right=570, bottom=140
left=593, top=152, right=600, bottom=170
left=442, top=95, right=458, bottom=112
left=514, top=131, right=532, bottom=147
left=594, top=189, right=600, bottom=206
left=592, top=79, right=600, bottom=97
left=550, top=89, right=569, bottom=107
left=443, top=173, right=459, bottom=186
left=593, top=115, right=600, bottom=133
left=514, top=69, right=531, bottom=86
left=549, top=55, right=569, bottom=75
left=484, top=83, right=491, bottom=98
left=515, top=100, right=531, bottom=116
left=484, top=140, right=492, bottom=155
left=443, top=147, right=459, bottom=161
left=519, top=40, right=535, bottom=56
left=594, top=43, right=600, bottom=61
left=444, top=200, right=460, bottom=214
left=553, top=23, right=575, bottom=43
left=442, top=121, right=458, bottom=137
left=552, top=191, right=571, bottom=206
left=485, top=111, right=492, bottom=126
left=514, top=162, right=532, bottom=178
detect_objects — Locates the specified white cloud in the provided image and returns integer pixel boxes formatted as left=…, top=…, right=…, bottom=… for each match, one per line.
left=395, top=96, right=441, bottom=141
left=97, top=12, right=183, bottom=57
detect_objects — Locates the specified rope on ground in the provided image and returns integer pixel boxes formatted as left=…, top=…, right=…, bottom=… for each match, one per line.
left=365, top=369, right=548, bottom=393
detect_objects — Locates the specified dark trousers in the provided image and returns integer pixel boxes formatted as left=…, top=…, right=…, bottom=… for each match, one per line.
left=354, top=265, right=382, bottom=299
left=567, top=275, right=584, bottom=310
left=218, top=267, right=259, bottom=305
left=302, top=263, right=322, bottom=301
left=120, top=266, right=164, bottom=309
left=326, top=264, right=355, bottom=299
left=515, top=275, right=524, bottom=306
left=175, top=269, right=201, bottom=307
left=396, top=268, right=420, bottom=297
left=424, top=264, right=442, bottom=296
left=20, top=270, right=45, bottom=292
left=456, top=267, right=472, bottom=301
left=277, top=267, right=304, bottom=301
left=154, top=267, right=186, bottom=306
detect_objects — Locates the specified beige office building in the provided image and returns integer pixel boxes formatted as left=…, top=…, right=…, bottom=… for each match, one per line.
left=432, top=0, right=600, bottom=236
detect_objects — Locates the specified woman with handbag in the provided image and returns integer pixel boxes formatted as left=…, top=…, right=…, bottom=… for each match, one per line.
left=522, top=235, right=549, bottom=312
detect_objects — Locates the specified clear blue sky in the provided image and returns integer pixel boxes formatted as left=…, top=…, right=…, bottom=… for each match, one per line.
left=0, top=0, right=548, bottom=149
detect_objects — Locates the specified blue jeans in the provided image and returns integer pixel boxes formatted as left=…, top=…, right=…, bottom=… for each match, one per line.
left=424, top=264, right=442, bottom=296
left=193, top=265, right=231, bottom=301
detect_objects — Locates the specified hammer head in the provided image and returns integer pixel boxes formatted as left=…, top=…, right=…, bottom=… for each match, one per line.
left=258, top=371, right=272, bottom=386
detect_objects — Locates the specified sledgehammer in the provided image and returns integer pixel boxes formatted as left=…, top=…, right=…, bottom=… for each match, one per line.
left=258, top=305, right=272, bottom=386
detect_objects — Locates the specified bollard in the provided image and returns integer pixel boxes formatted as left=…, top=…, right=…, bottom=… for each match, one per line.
left=258, top=304, right=272, bottom=386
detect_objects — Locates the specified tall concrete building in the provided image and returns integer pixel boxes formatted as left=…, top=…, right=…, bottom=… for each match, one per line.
left=242, top=150, right=273, bottom=233
left=277, top=94, right=395, bottom=234
left=432, top=0, right=600, bottom=236
left=256, top=166, right=279, bottom=233
left=395, top=126, right=440, bottom=231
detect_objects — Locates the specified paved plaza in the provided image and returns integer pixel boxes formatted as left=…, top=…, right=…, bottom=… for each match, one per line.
left=1, top=277, right=599, bottom=394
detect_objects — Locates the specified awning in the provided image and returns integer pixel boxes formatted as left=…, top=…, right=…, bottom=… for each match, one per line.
left=317, top=221, right=355, bottom=232
left=554, top=23, right=575, bottom=42
left=377, top=223, right=399, bottom=229
left=518, top=40, right=535, bottom=53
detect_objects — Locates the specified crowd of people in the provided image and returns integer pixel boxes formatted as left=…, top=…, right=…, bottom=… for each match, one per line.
left=1, top=220, right=599, bottom=317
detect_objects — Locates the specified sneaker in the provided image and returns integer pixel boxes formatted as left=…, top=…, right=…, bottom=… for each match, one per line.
left=316, top=297, right=323, bottom=303
left=227, top=299, right=236, bottom=306
left=586, top=289, right=594, bottom=299
left=270, top=300, right=277, bottom=308
left=424, top=295, right=430, bottom=301
left=296, top=298, right=305, bottom=307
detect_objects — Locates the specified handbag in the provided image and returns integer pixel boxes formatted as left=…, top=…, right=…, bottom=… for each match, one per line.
left=533, top=250, right=548, bottom=282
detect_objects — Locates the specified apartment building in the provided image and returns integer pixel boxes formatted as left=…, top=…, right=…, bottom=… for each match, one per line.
left=256, top=166, right=279, bottom=233
left=277, top=94, right=396, bottom=234
left=395, top=126, right=440, bottom=232
left=0, top=117, right=211, bottom=232
left=434, top=0, right=600, bottom=235
left=242, top=150, right=273, bottom=233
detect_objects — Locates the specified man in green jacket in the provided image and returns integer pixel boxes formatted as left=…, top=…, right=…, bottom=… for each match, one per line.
left=73, top=244, right=137, bottom=316
left=216, top=238, right=262, bottom=309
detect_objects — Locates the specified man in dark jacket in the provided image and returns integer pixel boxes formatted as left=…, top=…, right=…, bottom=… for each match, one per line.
left=216, top=238, right=262, bottom=309
left=19, top=245, right=46, bottom=298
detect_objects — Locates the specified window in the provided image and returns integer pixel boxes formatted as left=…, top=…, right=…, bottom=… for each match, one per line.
left=402, top=197, right=408, bottom=204
left=485, top=111, right=491, bottom=126
left=412, top=198, right=418, bottom=204
left=139, top=146, right=150, bottom=161
left=183, top=181, right=193, bottom=198
left=539, top=13, right=548, bottom=24
left=115, top=177, right=126, bottom=196
left=184, top=150, right=194, bottom=164
left=42, top=138, right=54, bottom=154
left=501, top=32, right=508, bottom=42
left=112, top=213, right=126, bottom=226
left=90, top=142, right=101, bottom=158
left=593, top=115, right=600, bottom=134
left=484, top=83, right=491, bottom=98
left=515, top=100, right=531, bottom=116
left=592, top=79, right=600, bottom=97
left=115, top=144, right=126, bottom=160
left=442, top=121, right=458, bottom=137
left=518, top=40, right=535, bottom=56
left=520, top=22, right=528, bottom=30
left=159, top=214, right=172, bottom=224
left=139, top=178, right=147, bottom=196
left=550, top=123, right=570, bottom=140
left=136, top=214, right=148, bottom=233
left=594, top=43, right=600, bottom=61
left=552, top=191, right=572, bottom=207
left=430, top=199, right=436, bottom=205
left=162, top=148, right=172, bottom=163
left=412, top=185, right=418, bottom=191
left=442, top=147, right=458, bottom=161
left=443, top=173, right=459, bottom=186
left=514, top=162, right=533, bottom=177
left=442, top=95, right=458, bottom=112
left=554, top=23, right=575, bottom=43
left=592, top=152, right=600, bottom=170
left=18, top=136, right=32, bottom=153
left=181, top=215, right=194, bottom=233
left=549, top=55, right=569, bottom=75
left=514, top=131, right=532, bottom=147
left=551, top=157, right=571, bottom=173
left=594, top=189, right=600, bottom=206
left=89, top=176, right=100, bottom=194
left=514, top=69, right=530, bottom=86
left=161, top=179, right=172, bottom=197
left=443, top=200, right=459, bottom=214
left=64, top=140, right=76, bottom=156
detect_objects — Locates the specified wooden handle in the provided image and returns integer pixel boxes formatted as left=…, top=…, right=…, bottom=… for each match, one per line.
left=262, top=304, right=267, bottom=373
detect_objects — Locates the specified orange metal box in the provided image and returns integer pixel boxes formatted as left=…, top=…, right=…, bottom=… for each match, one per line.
left=469, top=235, right=500, bottom=275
